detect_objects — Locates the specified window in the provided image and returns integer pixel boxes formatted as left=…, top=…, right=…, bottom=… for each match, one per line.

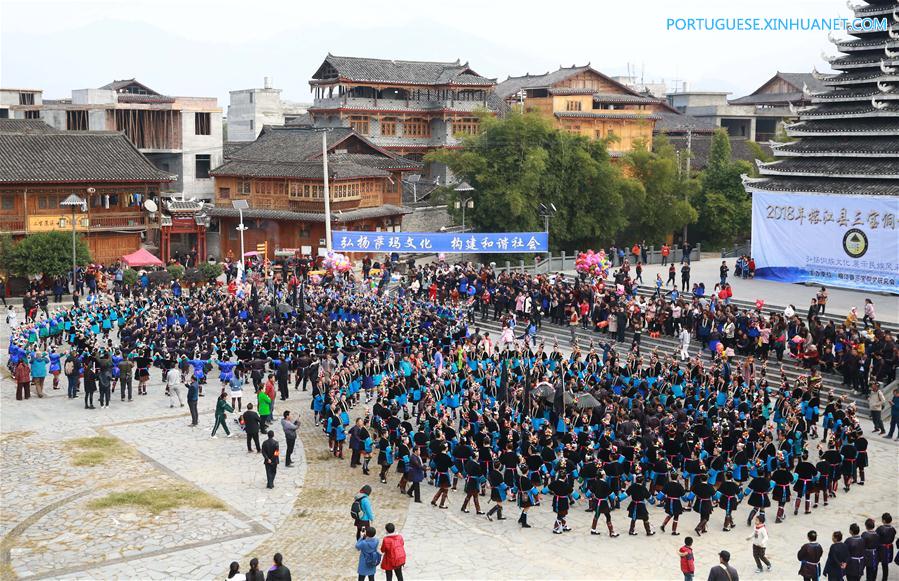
left=404, top=118, right=430, bottom=137
left=195, top=154, right=211, bottom=179
left=249, top=120, right=255, bottom=132
left=38, top=195, right=58, bottom=210
left=24, top=110, right=40, bottom=119
left=566, top=100, right=582, bottom=112
left=218, top=187, right=231, bottom=199
left=1, top=196, right=13, bottom=210
left=195, top=112, right=211, bottom=136
left=381, top=117, right=396, bottom=136
left=0, top=109, right=8, bottom=119
left=66, top=110, right=88, bottom=131
left=595, top=130, right=602, bottom=139
left=237, top=179, right=251, bottom=195
left=350, top=115, right=369, bottom=135
left=18, top=92, right=35, bottom=106
left=249, top=93, right=254, bottom=104
left=453, top=117, right=479, bottom=136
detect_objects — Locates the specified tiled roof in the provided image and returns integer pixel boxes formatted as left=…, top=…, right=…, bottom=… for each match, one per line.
left=743, top=19, right=899, bottom=203
left=223, top=141, right=250, bottom=160
left=757, top=158, right=899, bottom=178
left=99, top=78, right=161, bottom=95
left=653, top=110, right=717, bottom=134
left=116, top=94, right=176, bottom=104
left=554, top=111, right=658, bottom=120
left=0, top=119, right=60, bottom=134
left=312, top=54, right=495, bottom=86
left=495, top=65, right=592, bottom=98
left=206, top=204, right=411, bottom=223
left=0, top=131, right=175, bottom=183
left=786, top=119, right=899, bottom=136
left=665, top=135, right=770, bottom=170
left=729, top=92, right=808, bottom=106
left=495, top=64, right=645, bottom=101
left=592, top=93, right=658, bottom=104
left=729, top=72, right=825, bottom=106
left=771, top=136, right=899, bottom=157
left=210, top=125, right=418, bottom=180
left=743, top=177, right=899, bottom=196
left=777, top=72, right=826, bottom=93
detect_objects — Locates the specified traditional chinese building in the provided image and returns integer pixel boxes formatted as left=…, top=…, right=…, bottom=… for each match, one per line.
left=0, top=119, right=173, bottom=263
left=208, top=125, right=419, bottom=259
left=743, top=0, right=899, bottom=293
left=2, top=79, right=223, bottom=201
left=307, top=54, right=505, bottom=181
left=495, top=64, right=658, bottom=155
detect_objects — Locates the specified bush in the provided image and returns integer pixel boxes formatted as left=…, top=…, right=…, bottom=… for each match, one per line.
left=147, top=270, right=172, bottom=287
left=199, top=262, right=223, bottom=281
left=4, top=231, right=91, bottom=278
left=166, top=264, right=184, bottom=281
left=122, top=269, right=139, bottom=287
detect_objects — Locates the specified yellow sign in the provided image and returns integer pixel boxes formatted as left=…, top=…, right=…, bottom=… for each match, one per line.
left=27, top=214, right=89, bottom=233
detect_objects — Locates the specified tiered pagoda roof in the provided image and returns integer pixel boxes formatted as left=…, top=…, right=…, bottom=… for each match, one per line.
left=743, top=0, right=899, bottom=198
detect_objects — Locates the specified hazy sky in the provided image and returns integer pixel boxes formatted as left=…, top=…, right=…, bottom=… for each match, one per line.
left=1, top=0, right=850, bottom=108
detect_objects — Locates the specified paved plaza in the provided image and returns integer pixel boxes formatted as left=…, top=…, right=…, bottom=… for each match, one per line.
left=1, top=313, right=897, bottom=581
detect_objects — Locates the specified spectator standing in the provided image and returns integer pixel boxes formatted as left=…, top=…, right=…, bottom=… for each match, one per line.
left=887, top=391, right=899, bottom=440
left=355, top=526, right=380, bottom=581
left=707, top=550, right=739, bottom=581
left=245, top=557, right=264, bottom=581
left=868, top=383, right=886, bottom=435
left=186, top=376, right=199, bottom=427
left=281, top=410, right=299, bottom=467
left=679, top=536, right=695, bottom=581
left=264, top=553, right=291, bottom=581
left=353, top=485, right=375, bottom=540
left=720, top=261, right=729, bottom=286
left=261, top=430, right=280, bottom=489
left=380, top=522, right=406, bottom=581
left=797, top=530, right=824, bottom=581
left=661, top=243, right=670, bottom=266
left=243, top=403, right=261, bottom=453
left=29, top=351, right=49, bottom=398
left=405, top=448, right=424, bottom=503
left=862, top=299, right=876, bottom=329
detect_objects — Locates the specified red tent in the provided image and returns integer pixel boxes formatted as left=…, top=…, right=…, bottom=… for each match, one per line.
left=121, top=248, right=164, bottom=268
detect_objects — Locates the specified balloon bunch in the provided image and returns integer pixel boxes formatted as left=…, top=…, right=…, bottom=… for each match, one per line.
left=322, top=252, right=353, bottom=273
left=575, top=250, right=611, bottom=278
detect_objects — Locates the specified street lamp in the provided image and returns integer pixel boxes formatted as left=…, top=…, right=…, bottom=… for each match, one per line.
left=60, top=193, right=86, bottom=291
left=538, top=202, right=557, bottom=264
left=454, top=181, right=475, bottom=231
left=232, top=199, right=249, bottom=280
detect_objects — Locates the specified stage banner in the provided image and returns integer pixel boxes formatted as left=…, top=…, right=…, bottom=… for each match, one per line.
left=750, top=191, right=898, bottom=293
left=332, top=231, right=548, bottom=253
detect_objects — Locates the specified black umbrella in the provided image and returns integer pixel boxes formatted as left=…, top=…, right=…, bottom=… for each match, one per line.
left=277, top=302, right=294, bottom=314
left=573, top=393, right=601, bottom=409
left=533, top=381, right=554, bottom=402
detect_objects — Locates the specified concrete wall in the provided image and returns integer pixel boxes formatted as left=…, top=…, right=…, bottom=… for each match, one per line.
left=180, top=109, right=223, bottom=200
left=227, top=88, right=284, bottom=142
left=72, top=89, right=117, bottom=105
left=0, top=89, right=43, bottom=107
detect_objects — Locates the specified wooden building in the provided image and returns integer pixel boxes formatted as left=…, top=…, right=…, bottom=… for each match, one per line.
left=495, top=65, right=658, bottom=155
left=0, top=119, right=173, bottom=264
left=307, top=54, right=505, bottom=180
left=208, top=125, right=418, bottom=259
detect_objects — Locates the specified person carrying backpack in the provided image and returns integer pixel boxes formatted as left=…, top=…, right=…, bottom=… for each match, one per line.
left=351, top=485, right=375, bottom=540
left=355, top=526, right=380, bottom=581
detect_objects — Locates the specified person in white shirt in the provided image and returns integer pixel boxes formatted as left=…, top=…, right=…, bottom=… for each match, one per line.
left=5, top=306, right=18, bottom=329
left=679, top=325, right=691, bottom=361
left=747, top=514, right=772, bottom=573
left=166, top=366, right=184, bottom=408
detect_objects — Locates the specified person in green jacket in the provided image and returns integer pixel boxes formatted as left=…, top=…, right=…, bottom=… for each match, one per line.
left=257, top=389, right=273, bottom=432
left=212, top=391, right=234, bottom=438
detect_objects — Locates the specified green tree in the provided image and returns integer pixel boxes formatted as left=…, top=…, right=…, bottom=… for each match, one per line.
left=5, top=231, right=91, bottom=278
left=166, top=264, right=185, bottom=281
left=693, top=130, right=753, bottom=246
left=428, top=111, right=630, bottom=251
left=622, top=136, right=698, bottom=242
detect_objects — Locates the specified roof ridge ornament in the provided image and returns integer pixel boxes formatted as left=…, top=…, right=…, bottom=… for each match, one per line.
left=740, top=174, right=766, bottom=185
left=877, top=80, right=895, bottom=92
left=894, top=7, right=899, bottom=23
left=821, top=51, right=836, bottom=63
left=811, top=67, right=832, bottom=81
left=886, top=45, right=899, bottom=58
left=872, top=96, right=888, bottom=109
left=846, top=0, right=859, bottom=10
left=889, top=27, right=899, bottom=40
left=881, top=59, right=897, bottom=74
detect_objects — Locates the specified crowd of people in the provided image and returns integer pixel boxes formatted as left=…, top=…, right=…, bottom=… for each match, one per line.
left=3, top=252, right=898, bottom=579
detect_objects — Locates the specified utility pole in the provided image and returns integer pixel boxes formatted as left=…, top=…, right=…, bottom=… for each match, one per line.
left=321, top=130, right=333, bottom=252
left=682, top=125, right=693, bottom=243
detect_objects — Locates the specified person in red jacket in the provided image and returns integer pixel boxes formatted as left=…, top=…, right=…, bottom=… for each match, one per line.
left=380, top=522, right=406, bottom=581
left=679, top=536, right=696, bottom=581
left=14, top=359, right=31, bottom=400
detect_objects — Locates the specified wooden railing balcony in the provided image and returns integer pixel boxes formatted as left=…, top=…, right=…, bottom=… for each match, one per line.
left=89, top=212, right=150, bottom=231
left=0, top=215, right=26, bottom=233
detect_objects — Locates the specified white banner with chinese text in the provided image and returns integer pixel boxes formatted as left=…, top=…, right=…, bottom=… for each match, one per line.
left=751, top=191, right=898, bottom=293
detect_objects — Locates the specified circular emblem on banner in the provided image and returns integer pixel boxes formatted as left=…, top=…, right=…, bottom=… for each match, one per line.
left=842, top=228, right=868, bottom=259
